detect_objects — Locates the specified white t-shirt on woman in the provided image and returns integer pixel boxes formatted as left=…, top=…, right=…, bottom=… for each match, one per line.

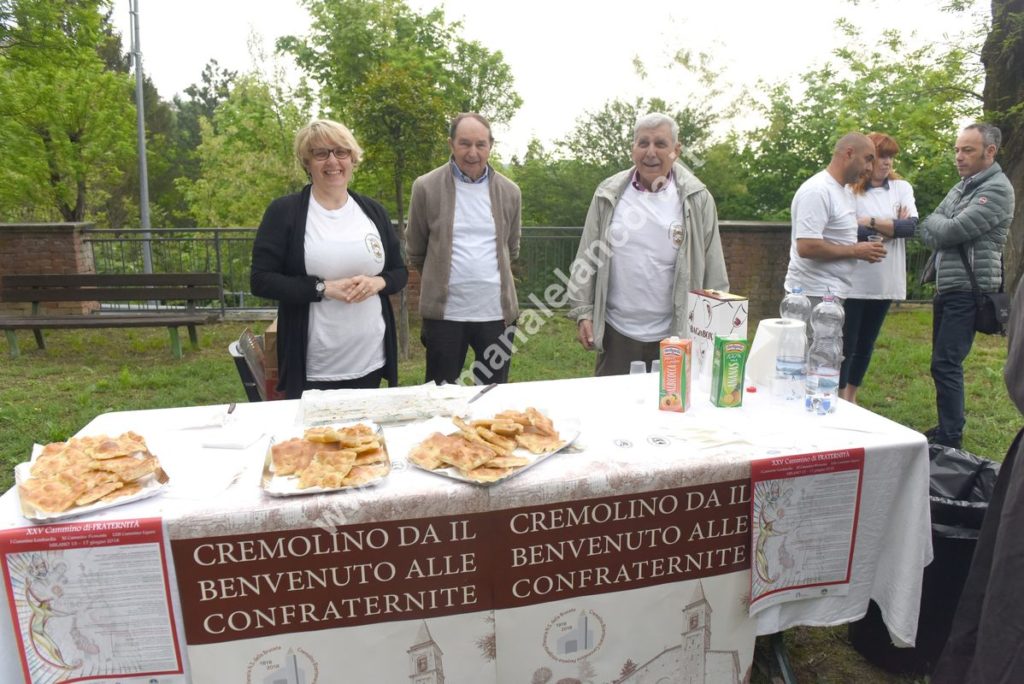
left=303, top=195, right=386, bottom=380
left=847, top=179, right=918, bottom=300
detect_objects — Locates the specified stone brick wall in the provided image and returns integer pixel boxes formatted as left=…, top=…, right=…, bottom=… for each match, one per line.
left=719, top=221, right=790, bottom=328
left=0, top=223, right=96, bottom=314
left=1, top=221, right=792, bottom=328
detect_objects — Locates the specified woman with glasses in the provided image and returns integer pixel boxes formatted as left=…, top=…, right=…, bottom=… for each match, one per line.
left=251, top=119, right=407, bottom=398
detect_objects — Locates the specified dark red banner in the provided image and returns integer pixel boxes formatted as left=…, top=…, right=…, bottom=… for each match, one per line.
left=171, top=480, right=752, bottom=645
left=170, top=512, right=495, bottom=645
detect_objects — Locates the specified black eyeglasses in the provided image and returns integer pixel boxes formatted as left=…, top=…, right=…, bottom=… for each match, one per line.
left=311, top=147, right=351, bottom=161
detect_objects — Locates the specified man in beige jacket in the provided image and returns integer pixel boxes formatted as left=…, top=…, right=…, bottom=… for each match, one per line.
left=406, top=113, right=522, bottom=384
left=568, top=112, right=729, bottom=375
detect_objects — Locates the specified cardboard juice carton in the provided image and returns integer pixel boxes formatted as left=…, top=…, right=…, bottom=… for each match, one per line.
left=688, top=290, right=748, bottom=389
left=659, top=337, right=691, bottom=412
left=710, top=335, right=749, bottom=407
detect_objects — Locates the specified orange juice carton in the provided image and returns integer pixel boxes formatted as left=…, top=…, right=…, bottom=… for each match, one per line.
left=688, top=290, right=748, bottom=389
left=659, top=337, right=691, bottom=412
left=710, top=335, right=749, bottom=407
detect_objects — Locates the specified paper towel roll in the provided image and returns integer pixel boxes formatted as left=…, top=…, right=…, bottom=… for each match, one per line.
left=747, top=318, right=806, bottom=386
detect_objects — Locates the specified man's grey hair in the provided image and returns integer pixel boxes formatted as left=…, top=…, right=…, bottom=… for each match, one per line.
left=633, top=113, right=679, bottom=143
left=964, top=123, right=1002, bottom=150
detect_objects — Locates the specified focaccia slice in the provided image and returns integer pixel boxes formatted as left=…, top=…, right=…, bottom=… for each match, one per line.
left=73, top=470, right=125, bottom=506
left=460, top=466, right=514, bottom=483
left=272, top=438, right=332, bottom=475
left=19, top=475, right=88, bottom=513
left=408, top=433, right=451, bottom=470
left=297, top=450, right=357, bottom=489
left=515, top=431, right=563, bottom=454
left=89, top=454, right=158, bottom=482
left=101, top=481, right=143, bottom=502
left=436, top=434, right=498, bottom=471
left=342, top=463, right=389, bottom=487
left=483, top=455, right=531, bottom=468
left=31, top=446, right=92, bottom=479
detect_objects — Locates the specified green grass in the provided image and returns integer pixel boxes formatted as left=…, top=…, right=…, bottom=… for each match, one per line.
left=3, top=308, right=1018, bottom=489
left=1, top=309, right=1018, bottom=683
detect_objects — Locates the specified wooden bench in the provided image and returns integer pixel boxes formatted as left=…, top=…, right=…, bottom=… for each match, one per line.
left=0, top=273, right=224, bottom=358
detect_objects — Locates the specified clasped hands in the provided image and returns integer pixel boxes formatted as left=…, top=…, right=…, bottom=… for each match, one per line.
left=325, top=275, right=385, bottom=303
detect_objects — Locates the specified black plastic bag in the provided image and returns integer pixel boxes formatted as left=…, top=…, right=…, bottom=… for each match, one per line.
left=848, top=443, right=1000, bottom=674
left=929, top=443, right=1000, bottom=536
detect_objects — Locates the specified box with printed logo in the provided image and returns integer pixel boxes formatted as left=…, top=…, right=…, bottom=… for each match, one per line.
left=688, top=290, right=748, bottom=386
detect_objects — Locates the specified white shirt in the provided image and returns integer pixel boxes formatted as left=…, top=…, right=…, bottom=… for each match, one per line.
left=784, top=170, right=858, bottom=297
left=605, top=181, right=683, bottom=341
left=303, top=195, right=386, bottom=380
left=848, top=179, right=918, bottom=299
left=445, top=178, right=503, bottom=321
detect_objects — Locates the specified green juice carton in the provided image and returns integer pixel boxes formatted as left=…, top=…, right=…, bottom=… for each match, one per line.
left=710, top=335, right=749, bottom=407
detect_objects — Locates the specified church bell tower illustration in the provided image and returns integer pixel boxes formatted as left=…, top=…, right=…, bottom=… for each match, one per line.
left=408, top=620, right=445, bottom=684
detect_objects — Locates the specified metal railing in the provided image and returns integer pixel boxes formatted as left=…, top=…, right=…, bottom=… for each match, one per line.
left=84, top=227, right=273, bottom=309
left=82, top=224, right=935, bottom=311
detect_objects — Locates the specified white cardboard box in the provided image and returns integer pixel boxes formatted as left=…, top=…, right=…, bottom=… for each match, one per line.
left=688, top=289, right=749, bottom=386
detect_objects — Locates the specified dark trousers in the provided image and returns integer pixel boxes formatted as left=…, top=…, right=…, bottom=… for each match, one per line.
left=931, top=291, right=978, bottom=448
left=840, top=299, right=892, bottom=388
left=596, top=323, right=662, bottom=377
left=420, top=318, right=515, bottom=385
left=303, top=366, right=385, bottom=392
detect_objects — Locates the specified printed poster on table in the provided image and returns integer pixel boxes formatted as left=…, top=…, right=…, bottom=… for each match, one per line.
left=749, top=448, right=865, bottom=614
left=0, top=517, right=184, bottom=684
left=168, top=480, right=758, bottom=682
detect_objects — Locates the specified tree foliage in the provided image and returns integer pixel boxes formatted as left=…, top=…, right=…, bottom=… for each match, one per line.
left=348, top=62, right=447, bottom=224
left=734, top=25, right=981, bottom=220
left=559, top=97, right=713, bottom=174
left=278, top=0, right=522, bottom=223
left=177, top=73, right=308, bottom=227
left=505, top=139, right=608, bottom=226
left=0, top=0, right=135, bottom=223
left=278, top=0, right=521, bottom=128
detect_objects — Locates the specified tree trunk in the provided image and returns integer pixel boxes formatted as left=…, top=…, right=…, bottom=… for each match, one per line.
left=982, top=0, right=1024, bottom=291
left=393, top=159, right=410, bottom=361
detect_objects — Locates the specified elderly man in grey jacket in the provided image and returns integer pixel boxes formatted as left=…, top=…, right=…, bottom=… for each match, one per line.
left=567, top=112, right=729, bottom=376
left=921, top=123, right=1015, bottom=449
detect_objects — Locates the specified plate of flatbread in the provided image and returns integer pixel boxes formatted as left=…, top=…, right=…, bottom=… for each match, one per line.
left=405, top=407, right=578, bottom=485
left=262, top=422, right=390, bottom=496
left=16, top=432, right=170, bottom=521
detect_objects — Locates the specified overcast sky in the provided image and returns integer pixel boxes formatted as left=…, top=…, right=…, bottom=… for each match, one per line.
left=110, top=0, right=982, bottom=157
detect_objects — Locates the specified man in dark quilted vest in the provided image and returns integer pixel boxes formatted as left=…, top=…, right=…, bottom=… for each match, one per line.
left=921, top=123, right=1015, bottom=449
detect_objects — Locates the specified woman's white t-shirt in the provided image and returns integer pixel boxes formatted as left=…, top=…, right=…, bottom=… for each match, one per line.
left=303, top=195, right=386, bottom=380
left=847, top=179, right=918, bottom=300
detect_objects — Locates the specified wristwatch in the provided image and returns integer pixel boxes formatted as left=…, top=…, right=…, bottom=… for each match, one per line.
left=314, top=278, right=326, bottom=301
left=869, top=217, right=876, bottom=229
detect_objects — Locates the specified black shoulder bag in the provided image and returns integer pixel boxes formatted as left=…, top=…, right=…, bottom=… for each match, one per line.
left=957, top=245, right=1010, bottom=335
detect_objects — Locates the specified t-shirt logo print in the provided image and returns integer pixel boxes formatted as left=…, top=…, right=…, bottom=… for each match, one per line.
left=365, top=235, right=385, bottom=262
left=669, top=221, right=684, bottom=247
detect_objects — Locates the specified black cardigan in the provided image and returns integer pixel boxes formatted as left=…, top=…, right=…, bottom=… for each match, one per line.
left=250, top=185, right=408, bottom=399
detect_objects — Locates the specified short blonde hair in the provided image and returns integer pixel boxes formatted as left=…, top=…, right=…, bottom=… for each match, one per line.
left=294, top=119, right=363, bottom=170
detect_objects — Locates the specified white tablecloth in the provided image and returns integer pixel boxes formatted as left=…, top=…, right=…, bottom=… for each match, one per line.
left=0, top=374, right=932, bottom=682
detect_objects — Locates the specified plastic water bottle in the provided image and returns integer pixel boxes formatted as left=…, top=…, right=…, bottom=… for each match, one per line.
left=772, top=287, right=812, bottom=400
left=804, top=294, right=845, bottom=414
left=772, top=319, right=806, bottom=400
left=780, top=287, right=812, bottom=329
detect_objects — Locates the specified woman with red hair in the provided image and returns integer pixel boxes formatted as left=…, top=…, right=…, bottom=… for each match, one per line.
left=839, top=132, right=918, bottom=404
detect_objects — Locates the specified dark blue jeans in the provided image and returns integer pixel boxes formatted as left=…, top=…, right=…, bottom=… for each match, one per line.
left=931, top=291, right=978, bottom=448
left=840, top=298, right=892, bottom=388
